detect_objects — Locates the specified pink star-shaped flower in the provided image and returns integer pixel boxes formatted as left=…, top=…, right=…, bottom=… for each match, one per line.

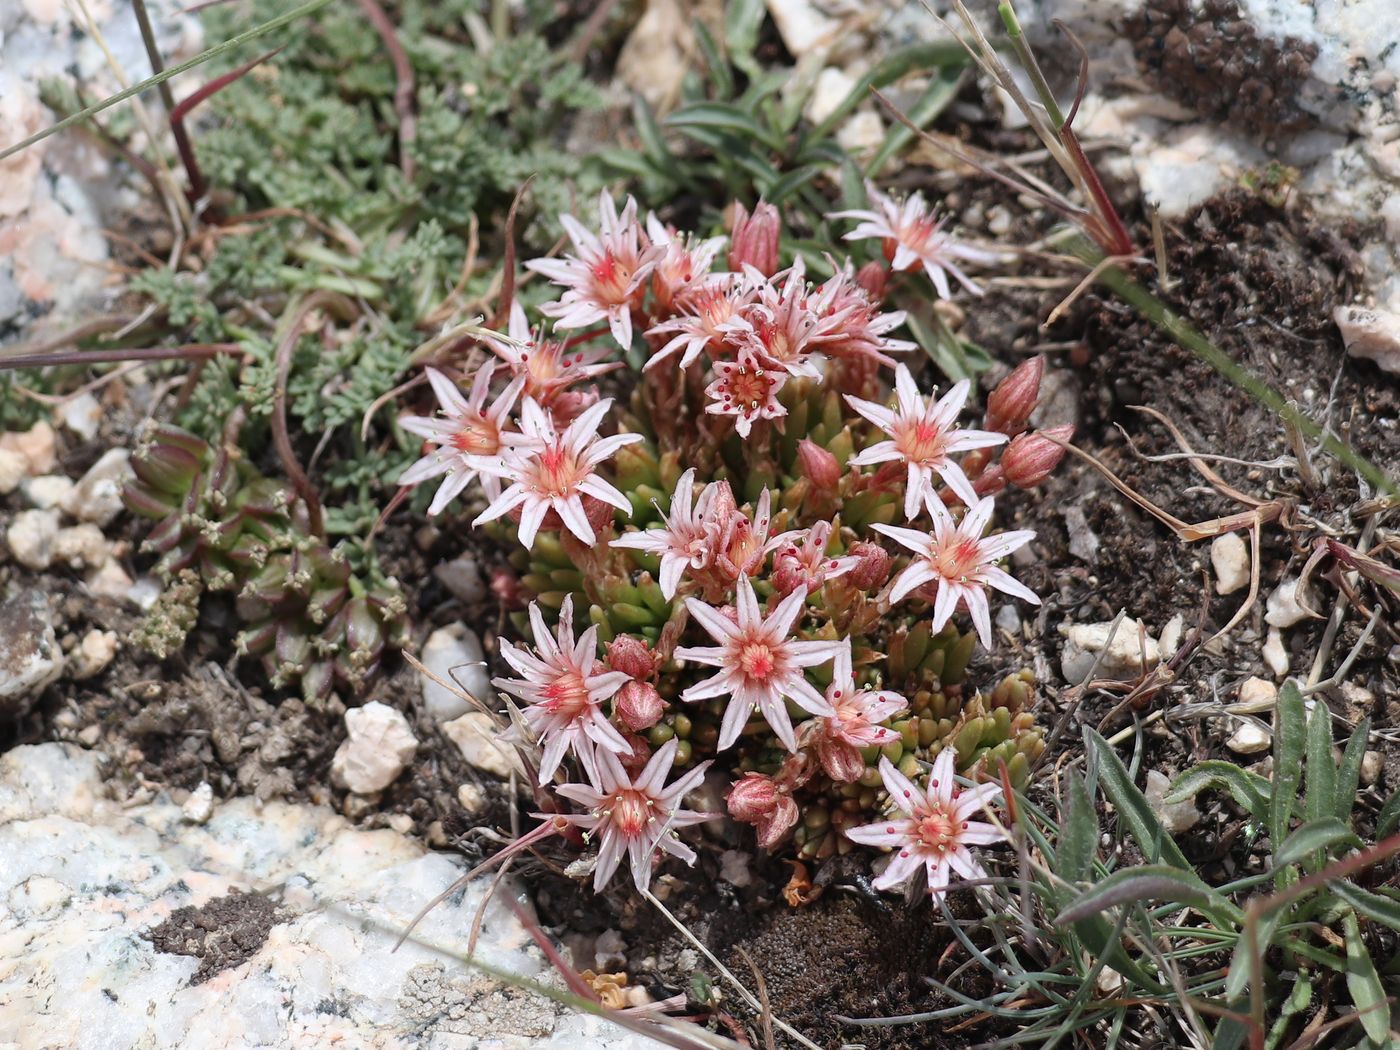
left=611, top=468, right=726, bottom=599
left=704, top=349, right=787, bottom=437
left=872, top=492, right=1039, bottom=649
left=474, top=397, right=642, bottom=549
left=493, top=596, right=633, bottom=785
left=804, top=645, right=908, bottom=783
left=675, top=578, right=842, bottom=752
left=844, top=750, right=1006, bottom=897
left=846, top=363, right=1006, bottom=518
left=554, top=738, right=718, bottom=892
left=396, top=364, right=533, bottom=515
left=482, top=302, right=621, bottom=409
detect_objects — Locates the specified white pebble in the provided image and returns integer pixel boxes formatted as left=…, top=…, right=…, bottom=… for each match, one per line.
left=456, top=782, right=487, bottom=815
left=1361, top=751, right=1384, bottom=786
left=52, top=525, right=108, bottom=569
left=1211, top=533, right=1250, bottom=595
left=61, top=449, right=131, bottom=526
left=419, top=624, right=490, bottom=722
left=330, top=702, right=418, bottom=795
left=7, top=509, right=61, bottom=570
left=442, top=712, right=523, bottom=779
left=1263, top=627, right=1290, bottom=677
left=69, top=629, right=117, bottom=680
left=59, top=393, right=102, bottom=441
left=0, top=421, right=57, bottom=476
left=182, top=782, right=215, bottom=823
left=1265, top=579, right=1312, bottom=628
left=1145, top=769, right=1200, bottom=833
left=432, top=555, right=486, bottom=604
left=84, top=560, right=135, bottom=603
left=1234, top=676, right=1278, bottom=714
left=20, top=474, right=73, bottom=510
left=1227, top=720, right=1272, bottom=754
left=0, top=448, right=26, bottom=494
left=1060, top=617, right=1160, bottom=684
left=1334, top=304, right=1400, bottom=375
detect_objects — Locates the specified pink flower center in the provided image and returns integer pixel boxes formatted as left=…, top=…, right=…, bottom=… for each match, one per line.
left=539, top=669, right=592, bottom=717
left=530, top=443, right=587, bottom=498
left=449, top=414, right=501, bottom=456
left=608, top=788, right=653, bottom=837
left=718, top=365, right=777, bottom=414
left=934, top=538, right=983, bottom=583
left=916, top=808, right=958, bottom=852
left=591, top=251, right=632, bottom=304
left=894, top=419, right=948, bottom=465
left=737, top=641, right=778, bottom=683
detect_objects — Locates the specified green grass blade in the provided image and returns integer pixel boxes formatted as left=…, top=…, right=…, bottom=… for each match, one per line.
left=1086, top=728, right=1191, bottom=870
left=1306, top=698, right=1338, bottom=827
left=1273, top=818, right=1362, bottom=870
left=1271, top=682, right=1308, bottom=881
left=1336, top=717, right=1371, bottom=825
left=1343, top=911, right=1392, bottom=1043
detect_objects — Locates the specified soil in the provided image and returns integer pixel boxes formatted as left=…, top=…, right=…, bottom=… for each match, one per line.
left=144, top=888, right=283, bottom=984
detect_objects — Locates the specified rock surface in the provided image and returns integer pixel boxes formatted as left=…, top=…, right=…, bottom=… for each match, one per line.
left=0, top=743, right=660, bottom=1049
left=0, top=588, right=64, bottom=715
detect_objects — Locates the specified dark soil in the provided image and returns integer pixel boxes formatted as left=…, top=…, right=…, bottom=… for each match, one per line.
left=144, top=888, right=283, bottom=984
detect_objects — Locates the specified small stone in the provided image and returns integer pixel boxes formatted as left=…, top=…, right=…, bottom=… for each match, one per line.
left=7, top=508, right=61, bottom=570
left=20, top=474, right=73, bottom=510
left=985, top=204, right=1012, bottom=236
left=807, top=67, right=857, bottom=124
left=426, top=820, right=448, bottom=847
left=420, top=624, right=490, bottom=722
left=1335, top=304, right=1400, bottom=375
left=720, top=850, right=753, bottom=888
left=387, top=813, right=414, bottom=835
left=457, top=782, right=487, bottom=815
left=182, top=782, right=215, bottom=823
left=1145, top=769, right=1200, bottom=833
left=1227, top=720, right=1272, bottom=754
left=0, top=421, right=57, bottom=475
left=1158, top=614, right=1184, bottom=657
left=0, top=590, right=64, bottom=716
left=1265, top=578, right=1312, bottom=628
left=1211, top=533, right=1250, bottom=595
left=836, top=110, right=885, bottom=154
left=58, top=393, right=102, bottom=441
left=432, top=555, right=486, bottom=604
left=68, top=629, right=117, bottom=680
left=994, top=604, right=1022, bottom=635
left=77, top=724, right=101, bottom=747
left=1263, top=627, right=1290, bottom=677
left=594, top=929, right=627, bottom=971
left=0, top=448, right=26, bottom=494
left=52, top=524, right=108, bottom=569
left=1234, top=677, right=1278, bottom=714
left=84, top=559, right=135, bottom=603
left=330, top=702, right=418, bottom=795
left=764, top=0, right=839, bottom=58
left=1361, top=751, right=1384, bottom=786
left=127, top=575, right=163, bottom=611
left=442, top=712, right=524, bottom=780
left=1060, top=617, right=1160, bottom=684
left=61, top=448, right=131, bottom=526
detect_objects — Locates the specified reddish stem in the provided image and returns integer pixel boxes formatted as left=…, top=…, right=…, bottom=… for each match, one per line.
left=355, top=0, right=416, bottom=182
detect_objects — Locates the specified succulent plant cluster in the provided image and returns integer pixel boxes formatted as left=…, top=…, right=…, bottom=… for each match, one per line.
left=124, top=423, right=408, bottom=704
left=394, top=187, right=1068, bottom=897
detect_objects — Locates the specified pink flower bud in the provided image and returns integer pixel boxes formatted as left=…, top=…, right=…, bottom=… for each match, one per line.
left=796, top=439, right=841, bottom=492
left=615, top=680, right=665, bottom=731
left=855, top=260, right=889, bottom=299
left=727, top=773, right=799, bottom=850
left=985, top=356, right=1045, bottom=437
left=607, top=635, right=657, bottom=680
left=770, top=549, right=809, bottom=597
left=756, top=795, right=799, bottom=850
left=728, top=201, right=781, bottom=277
left=1003, top=425, right=1073, bottom=489
left=617, top=730, right=652, bottom=776
left=846, top=541, right=891, bottom=590
left=973, top=463, right=1007, bottom=497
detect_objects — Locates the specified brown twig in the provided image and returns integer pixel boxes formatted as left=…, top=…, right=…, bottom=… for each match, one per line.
left=355, top=0, right=417, bottom=181
left=131, top=0, right=205, bottom=203
left=0, top=343, right=242, bottom=371
left=489, top=176, right=536, bottom=329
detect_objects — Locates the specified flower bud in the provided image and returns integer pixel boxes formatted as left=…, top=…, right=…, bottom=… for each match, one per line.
left=796, top=439, right=841, bottom=492
left=1003, top=425, right=1073, bottom=489
left=616, top=730, right=652, bottom=775
left=615, top=680, right=665, bottom=731
left=728, top=201, right=781, bottom=277
left=607, top=635, right=658, bottom=680
left=985, top=356, right=1045, bottom=437
left=855, top=260, right=889, bottom=299
left=727, top=773, right=800, bottom=850
left=489, top=566, right=528, bottom=610
left=846, top=541, right=891, bottom=590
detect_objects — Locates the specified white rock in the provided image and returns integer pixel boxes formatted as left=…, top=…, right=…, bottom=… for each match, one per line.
left=1060, top=617, right=1160, bottom=684
left=0, top=447, right=27, bottom=494
left=1234, top=677, right=1278, bottom=714
left=0, top=590, right=64, bottom=715
left=1361, top=751, right=1384, bottom=786
left=837, top=110, right=885, bottom=154
left=0, top=742, right=657, bottom=1050
left=764, top=0, right=839, bottom=58
left=615, top=0, right=691, bottom=111
left=432, top=554, right=486, bottom=604
left=182, top=781, right=215, bottom=823
left=1158, top=614, right=1184, bottom=657
left=457, top=782, right=487, bottom=815
left=20, top=473, right=73, bottom=509
left=442, top=712, right=524, bottom=780
left=58, top=391, right=102, bottom=440
left=52, top=523, right=108, bottom=568
left=995, top=603, right=1022, bottom=634
left=419, top=624, right=491, bottom=721
left=0, top=421, right=57, bottom=475
left=1145, top=770, right=1200, bottom=834
left=1265, top=578, right=1312, bottom=628
left=69, top=628, right=117, bottom=680
left=1335, top=304, right=1400, bottom=374
left=807, top=67, right=857, bottom=124
left=1263, top=627, right=1290, bottom=677
left=1211, top=533, right=1250, bottom=595
left=61, top=447, right=132, bottom=525
left=84, top=558, right=136, bottom=603
left=330, top=702, right=418, bottom=795
left=7, top=507, right=60, bottom=570
left=1227, top=720, right=1272, bottom=755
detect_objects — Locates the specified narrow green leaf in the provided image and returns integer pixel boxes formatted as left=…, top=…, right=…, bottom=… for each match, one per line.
left=1056, top=865, right=1221, bottom=924
left=805, top=42, right=968, bottom=146
left=1306, top=698, right=1338, bottom=826
left=722, top=0, right=766, bottom=75
left=1166, top=760, right=1270, bottom=819
left=692, top=22, right=734, bottom=99
left=1380, top=788, right=1400, bottom=840
left=764, top=164, right=824, bottom=207
left=1213, top=1016, right=1249, bottom=1050
left=1056, top=772, right=1097, bottom=888
left=666, top=102, right=784, bottom=152
left=1271, top=682, right=1307, bottom=873
left=1337, top=717, right=1371, bottom=825
left=1343, top=911, right=1392, bottom=1043
left=1226, top=909, right=1283, bottom=1000
left=1333, top=882, right=1400, bottom=934
left=1274, top=818, right=1361, bottom=870
left=865, top=65, right=964, bottom=175
left=632, top=95, right=676, bottom=171
left=1264, top=974, right=1313, bottom=1050
left=1086, top=728, right=1192, bottom=871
